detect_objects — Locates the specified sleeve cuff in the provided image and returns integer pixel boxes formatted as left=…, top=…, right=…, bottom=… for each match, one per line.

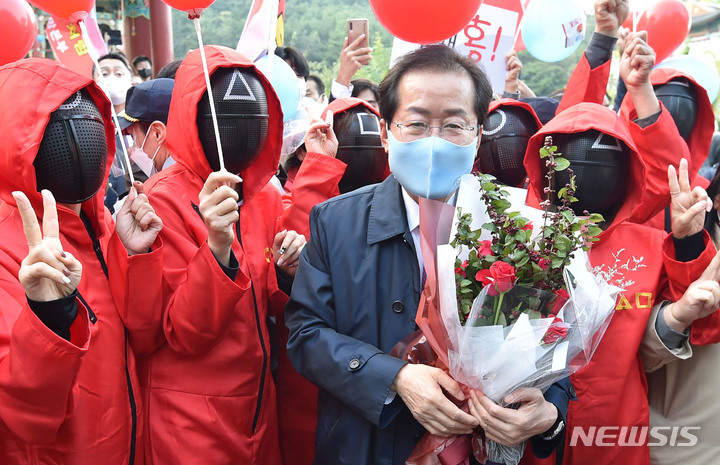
left=28, top=290, right=79, bottom=341
left=585, top=32, right=617, bottom=69
left=331, top=80, right=353, bottom=99
left=633, top=110, right=662, bottom=128
left=216, top=250, right=240, bottom=281
left=502, top=90, right=521, bottom=100
left=673, top=231, right=706, bottom=262
left=655, top=303, right=690, bottom=349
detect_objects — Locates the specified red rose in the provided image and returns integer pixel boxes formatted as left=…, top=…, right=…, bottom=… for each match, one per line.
left=489, top=261, right=516, bottom=293
left=455, top=260, right=468, bottom=278
left=538, top=258, right=550, bottom=270
left=542, top=317, right=569, bottom=344
left=478, top=240, right=494, bottom=256
left=550, top=288, right=569, bottom=316
left=521, top=222, right=533, bottom=232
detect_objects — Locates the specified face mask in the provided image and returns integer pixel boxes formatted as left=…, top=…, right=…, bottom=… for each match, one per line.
left=130, top=129, right=161, bottom=177
left=297, top=77, right=307, bottom=101
left=138, top=68, right=152, bottom=79
left=387, top=130, right=477, bottom=199
left=101, top=76, right=130, bottom=105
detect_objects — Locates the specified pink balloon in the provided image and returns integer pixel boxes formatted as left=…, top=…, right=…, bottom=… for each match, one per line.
left=369, top=0, right=483, bottom=44
left=27, top=0, right=94, bottom=22
left=0, top=0, right=37, bottom=66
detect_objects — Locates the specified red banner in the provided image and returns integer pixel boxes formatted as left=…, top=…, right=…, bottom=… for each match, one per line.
left=45, top=16, right=107, bottom=77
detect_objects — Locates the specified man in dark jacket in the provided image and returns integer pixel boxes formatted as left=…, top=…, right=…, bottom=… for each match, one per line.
left=286, top=45, right=568, bottom=465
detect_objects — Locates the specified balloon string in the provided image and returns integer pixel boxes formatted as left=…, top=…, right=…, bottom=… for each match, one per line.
left=79, top=19, right=135, bottom=186
left=194, top=16, right=232, bottom=176
left=632, top=10, right=639, bottom=33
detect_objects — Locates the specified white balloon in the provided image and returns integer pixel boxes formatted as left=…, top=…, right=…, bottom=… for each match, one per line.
left=521, top=0, right=587, bottom=63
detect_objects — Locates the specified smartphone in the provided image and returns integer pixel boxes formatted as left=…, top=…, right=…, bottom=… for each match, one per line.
left=347, top=18, right=369, bottom=48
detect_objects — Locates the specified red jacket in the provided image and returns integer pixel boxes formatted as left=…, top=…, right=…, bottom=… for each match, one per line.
left=521, top=103, right=715, bottom=465
left=142, top=45, right=306, bottom=465
left=560, top=54, right=714, bottom=225
left=620, top=68, right=715, bottom=227
left=0, top=59, right=163, bottom=464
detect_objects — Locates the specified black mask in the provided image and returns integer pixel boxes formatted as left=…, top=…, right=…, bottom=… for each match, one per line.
left=197, top=67, right=269, bottom=174
left=138, top=68, right=152, bottom=79
left=334, top=109, right=387, bottom=194
left=654, top=78, right=698, bottom=143
left=475, top=106, right=538, bottom=186
left=552, top=130, right=629, bottom=218
left=34, top=89, right=108, bottom=204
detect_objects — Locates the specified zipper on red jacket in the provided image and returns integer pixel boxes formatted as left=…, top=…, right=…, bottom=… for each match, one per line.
left=80, top=212, right=137, bottom=465
left=236, top=220, right=268, bottom=434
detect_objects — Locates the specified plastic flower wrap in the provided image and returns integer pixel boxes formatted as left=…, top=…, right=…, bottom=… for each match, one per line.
left=398, top=137, right=622, bottom=465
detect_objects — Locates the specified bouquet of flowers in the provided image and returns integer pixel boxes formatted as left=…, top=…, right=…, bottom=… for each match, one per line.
left=395, top=137, right=621, bottom=465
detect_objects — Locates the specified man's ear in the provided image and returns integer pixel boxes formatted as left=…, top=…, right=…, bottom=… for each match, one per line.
left=150, top=121, right=167, bottom=146
left=297, top=144, right=307, bottom=162
left=380, top=119, right=389, bottom=153
left=475, top=125, right=483, bottom=150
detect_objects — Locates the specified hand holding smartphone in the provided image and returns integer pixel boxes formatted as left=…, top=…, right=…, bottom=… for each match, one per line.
left=347, top=18, right=369, bottom=49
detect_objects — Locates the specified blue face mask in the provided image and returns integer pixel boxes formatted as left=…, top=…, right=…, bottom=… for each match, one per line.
left=387, top=130, right=477, bottom=199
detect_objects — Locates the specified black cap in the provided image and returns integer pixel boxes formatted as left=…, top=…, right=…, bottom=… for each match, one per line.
left=119, top=78, right=174, bottom=130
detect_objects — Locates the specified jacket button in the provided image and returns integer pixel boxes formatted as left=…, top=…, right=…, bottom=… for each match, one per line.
left=392, top=300, right=405, bottom=313
left=349, top=358, right=360, bottom=370
left=569, top=386, right=576, bottom=398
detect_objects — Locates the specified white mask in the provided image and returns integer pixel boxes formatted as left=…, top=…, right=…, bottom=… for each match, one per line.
left=129, top=129, right=161, bottom=177
left=101, top=77, right=130, bottom=105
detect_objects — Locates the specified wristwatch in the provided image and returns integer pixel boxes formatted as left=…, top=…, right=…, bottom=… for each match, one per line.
left=540, top=408, right=565, bottom=441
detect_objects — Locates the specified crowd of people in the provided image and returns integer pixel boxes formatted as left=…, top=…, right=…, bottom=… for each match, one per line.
left=1, top=0, right=720, bottom=464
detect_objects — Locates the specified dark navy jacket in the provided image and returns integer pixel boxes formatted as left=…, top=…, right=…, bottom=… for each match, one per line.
left=286, top=175, right=573, bottom=465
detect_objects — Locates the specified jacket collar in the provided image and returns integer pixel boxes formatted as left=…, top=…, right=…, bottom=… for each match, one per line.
left=367, top=175, right=409, bottom=245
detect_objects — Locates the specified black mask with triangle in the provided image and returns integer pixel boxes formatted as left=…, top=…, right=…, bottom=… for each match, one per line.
left=197, top=67, right=270, bottom=174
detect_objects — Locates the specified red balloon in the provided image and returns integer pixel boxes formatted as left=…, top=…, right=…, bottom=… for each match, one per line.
left=0, top=0, right=36, bottom=66
left=161, top=0, right=215, bottom=17
left=27, top=0, right=94, bottom=22
left=369, top=0, right=483, bottom=44
left=636, top=0, right=690, bottom=63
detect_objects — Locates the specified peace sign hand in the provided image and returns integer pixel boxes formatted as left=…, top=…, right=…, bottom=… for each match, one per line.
left=665, top=248, right=720, bottom=332
left=668, top=158, right=712, bottom=239
left=12, top=190, right=82, bottom=302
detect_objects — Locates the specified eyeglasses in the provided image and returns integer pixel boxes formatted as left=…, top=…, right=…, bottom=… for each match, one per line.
left=391, top=120, right=478, bottom=145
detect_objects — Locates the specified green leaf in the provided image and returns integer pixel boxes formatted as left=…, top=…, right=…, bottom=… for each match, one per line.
left=554, top=157, right=571, bottom=171
left=589, top=213, right=605, bottom=223
left=551, top=256, right=565, bottom=268
left=460, top=279, right=472, bottom=287
left=527, top=310, right=543, bottom=320
left=481, top=182, right=496, bottom=192
left=557, top=187, right=567, bottom=198
left=587, top=225, right=603, bottom=236
left=514, top=230, right=527, bottom=242
left=516, top=255, right=530, bottom=268
left=561, top=210, right=574, bottom=222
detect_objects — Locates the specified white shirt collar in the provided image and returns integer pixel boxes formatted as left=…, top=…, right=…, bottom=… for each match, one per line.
left=401, top=187, right=420, bottom=233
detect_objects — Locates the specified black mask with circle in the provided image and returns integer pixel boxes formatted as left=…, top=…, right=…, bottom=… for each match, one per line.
left=654, top=78, right=698, bottom=143
left=334, top=108, right=387, bottom=194
left=197, top=67, right=269, bottom=175
left=475, top=106, right=538, bottom=187
left=34, top=89, right=108, bottom=204
left=551, top=130, right=629, bottom=219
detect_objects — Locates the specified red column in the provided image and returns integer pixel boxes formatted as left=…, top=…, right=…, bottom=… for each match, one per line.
left=149, top=0, right=174, bottom=74
left=123, top=15, right=152, bottom=67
